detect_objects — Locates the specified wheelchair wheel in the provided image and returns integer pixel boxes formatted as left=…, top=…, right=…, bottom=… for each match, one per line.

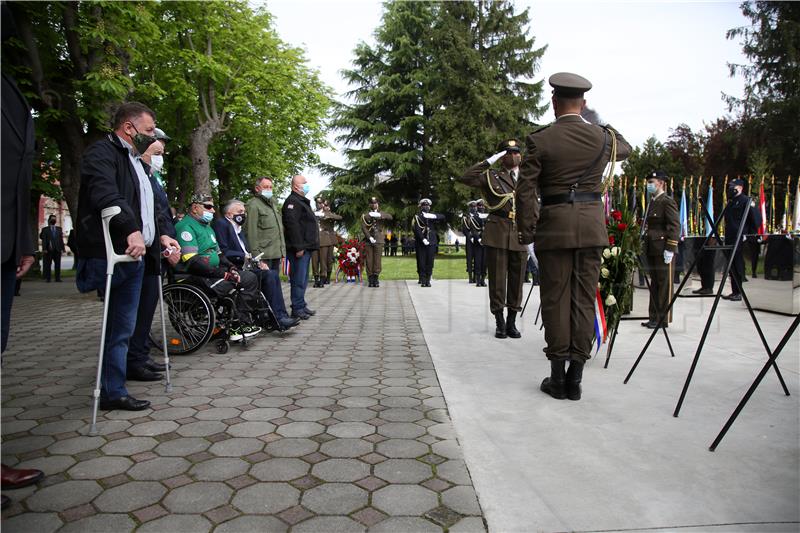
left=216, top=340, right=230, bottom=354
left=150, top=283, right=216, bottom=355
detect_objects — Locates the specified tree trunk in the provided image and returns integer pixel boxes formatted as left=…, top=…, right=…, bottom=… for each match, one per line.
left=190, top=122, right=216, bottom=195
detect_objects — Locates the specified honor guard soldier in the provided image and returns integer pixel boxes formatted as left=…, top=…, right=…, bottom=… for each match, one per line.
left=361, top=197, right=392, bottom=287
left=722, top=178, right=756, bottom=301
left=412, top=198, right=446, bottom=287
left=312, top=196, right=342, bottom=287
left=517, top=72, right=631, bottom=401
left=641, top=171, right=680, bottom=328
left=462, top=201, right=477, bottom=283
left=459, top=140, right=528, bottom=339
left=469, top=199, right=488, bottom=286
left=324, top=200, right=340, bottom=284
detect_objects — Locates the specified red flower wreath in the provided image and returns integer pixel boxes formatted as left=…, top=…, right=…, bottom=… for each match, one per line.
left=337, top=238, right=366, bottom=278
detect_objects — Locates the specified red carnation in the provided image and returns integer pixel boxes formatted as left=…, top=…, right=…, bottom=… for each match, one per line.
left=611, top=210, right=622, bottom=222
left=608, top=235, right=615, bottom=245
left=617, top=223, right=628, bottom=231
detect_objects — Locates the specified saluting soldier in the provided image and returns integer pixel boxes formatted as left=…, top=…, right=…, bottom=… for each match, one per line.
left=459, top=140, right=528, bottom=339
left=324, top=200, right=339, bottom=285
left=361, top=196, right=392, bottom=287
left=469, top=199, right=488, bottom=287
left=311, top=196, right=342, bottom=288
left=517, top=72, right=631, bottom=401
left=641, top=171, right=680, bottom=328
left=462, top=201, right=477, bottom=283
left=412, top=198, right=446, bottom=287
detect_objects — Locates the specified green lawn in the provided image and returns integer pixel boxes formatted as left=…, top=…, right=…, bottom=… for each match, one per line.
left=375, top=254, right=469, bottom=280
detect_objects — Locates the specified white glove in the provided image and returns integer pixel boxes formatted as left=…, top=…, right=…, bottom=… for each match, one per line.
left=478, top=213, right=488, bottom=219
left=663, top=250, right=674, bottom=264
left=477, top=238, right=482, bottom=245
left=369, top=237, right=376, bottom=244
left=423, top=212, right=436, bottom=219
left=742, top=234, right=747, bottom=242
left=315, top=210, right=324, bottom=217
left=422, top=239, right=430, bottom=246
left=369, top=211, right=381, bottom=218
left=486, top=150, right=507, bottom=165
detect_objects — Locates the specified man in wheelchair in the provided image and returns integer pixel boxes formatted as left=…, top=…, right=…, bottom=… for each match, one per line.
left=213, top=199, right=300, bottom=330
left=175, top=194, right=263, bottom=341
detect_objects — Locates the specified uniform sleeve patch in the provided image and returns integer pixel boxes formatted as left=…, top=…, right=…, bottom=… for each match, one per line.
left=287, top=204, right=294, bottom=209
left=181, top=231, right=193, bottom=242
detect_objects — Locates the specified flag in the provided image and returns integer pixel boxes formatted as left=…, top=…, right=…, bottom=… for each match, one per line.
left=282, top=256, right=291, bottom=277
left=705, top=183, right=714, bottom=237
left=758, top=182, right=767, bottom=235
left=593, top=288, right=607, bottom=354
left=794, top=180, right=800, bottom=232
left=603, top=189, right=611, bottom=219
left=679, top=188, right=689, bottom=239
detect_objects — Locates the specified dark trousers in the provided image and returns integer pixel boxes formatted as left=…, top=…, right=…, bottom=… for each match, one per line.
left=646, top=254, right=673, bottom=323
left=465, top=240, right=474, bottom=275
left=365, top=244, right=382, bottom=276
left=42, top=251, right=61, bottom=281
left=1, top=260, right=17, bottom=353
left=256, top=268, right=289, bottom=320
left=473, top=242, right=486, bottom=279
left=287, top=251, right=311, bottom=313
left=486, top=246, right=526, bottom=314
left=695, top=239, right=716, bottom=290
left=416, top=244, right=435, bottom=280
left=199, top=270, right=260, bottom=323
left=724, top=239, right=745, bottom=295
left=537, top=247, right=603, bottom=362
left=127, top=273, right=160, bottom=370
left=311, top=245, right=332, bottom=278
left=264, top=258, right=281, bottom=271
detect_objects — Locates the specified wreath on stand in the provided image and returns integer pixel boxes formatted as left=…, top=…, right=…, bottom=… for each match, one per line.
left=599, top=208, right=641, bottom=336
left=336, top=238, right=365, bottom=283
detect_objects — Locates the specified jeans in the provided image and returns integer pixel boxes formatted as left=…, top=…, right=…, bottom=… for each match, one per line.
left=98, top=260, right=145, bottom=400
left=1, top=260, right=17, bottom=353
left=288, top=251, right=311, bottom=313
left=256, top=268, right=289, bottom=319
left=127, top=273, right=160, bottom=370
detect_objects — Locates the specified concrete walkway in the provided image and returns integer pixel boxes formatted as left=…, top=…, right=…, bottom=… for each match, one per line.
left=408, top=278, right=799, bottom=533
left=1, top=281, right=485, bottom=532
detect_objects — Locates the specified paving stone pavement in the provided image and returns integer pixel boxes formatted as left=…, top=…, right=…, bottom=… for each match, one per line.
left=1, top=280, right=487, bottom=532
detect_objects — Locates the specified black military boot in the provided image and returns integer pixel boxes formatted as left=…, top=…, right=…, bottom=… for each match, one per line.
left=325, top=273, right=331, bottom=285
left=468, top=273, right=474, bottom=284
left=505, top=310, right=521, bottom=339
left=494, top=312, right=507, bottom=339
left=541, top=359, right=567, bottom=400
left=566, top=360, right=584, bottom=401
left=313, top=276, right=321, bottom=288
left=374, top=275, right=380, bottom=288
left=369, top=275, right=376, bottom=287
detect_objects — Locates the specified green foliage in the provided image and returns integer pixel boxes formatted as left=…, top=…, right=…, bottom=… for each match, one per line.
left=621, top=136, right=681, bottom=180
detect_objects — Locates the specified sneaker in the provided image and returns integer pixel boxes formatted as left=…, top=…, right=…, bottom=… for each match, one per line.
left=229, top=328, right=244, bottom=341
left=243, top=326, right=262, bottom=337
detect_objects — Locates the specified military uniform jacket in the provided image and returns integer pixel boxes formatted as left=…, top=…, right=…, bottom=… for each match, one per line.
left=644, top=192, right=680, bottom=256
left=517, top=115, right=632, bottom=251
left=723, top=194, right=755, bottom=245
left=412, top=212, right=445, bottom=246
left=361, top=211, right=392, bottom=244
left=317, top=209, right=342, bottom=247
left=467, top=213, right=486, bottom=243
left=461, top=215, right=473, bottom=242
left=458, top=161, right=527, bottom=252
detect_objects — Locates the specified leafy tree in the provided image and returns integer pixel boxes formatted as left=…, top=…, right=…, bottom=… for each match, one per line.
left=621, top=135, right=680, bottom=181
left=665, top=123, right=703, bottom=177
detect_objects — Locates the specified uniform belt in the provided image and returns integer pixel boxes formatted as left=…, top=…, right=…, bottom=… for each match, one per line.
left=488, top=211, right=513, bottom=220
left=541, top=192, right=601, bottom=206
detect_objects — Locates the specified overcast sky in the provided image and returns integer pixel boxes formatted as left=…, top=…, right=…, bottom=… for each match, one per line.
left=265, top=0, right=750, bottom=199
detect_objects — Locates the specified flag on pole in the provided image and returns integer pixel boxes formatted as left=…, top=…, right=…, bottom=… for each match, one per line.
left=705, top=182, right=714, bottom=237
left=793, top=179, right=800, bottom=232
left=282, top=256, right=291, bottom=277
left=758, top=181, right=767, bottom=235
left=679, top=188, right=689, bottom=239
left=783, top=177, right=791, bottom=230
left=593, top=288, right=607, bottom=354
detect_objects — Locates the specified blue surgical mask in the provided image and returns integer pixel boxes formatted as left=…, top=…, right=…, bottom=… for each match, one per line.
left=302, top=183, right=311, bottom=195
left=201, top=211, right=214, bottom=223
left=646, top=183, right=657, bottom=195
left=261, top=189, right=273, bottom=200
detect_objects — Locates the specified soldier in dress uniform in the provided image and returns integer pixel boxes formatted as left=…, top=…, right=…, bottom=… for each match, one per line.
left=361, top=196, right=392, bottom=287
left=469, top=199, right=488, bottom=286
left=412, top=198, right=446, bottom=287
left=641, top=170, right=680, bottom=328
left=311, top=196, right=342, bottom=287
left=459, top=141, right=528, bottom=339
left=324, top=200, right=339, bottom=284
left=462, top=201, right=477, bottom=283
left=517, top=72, right=632, bottom=401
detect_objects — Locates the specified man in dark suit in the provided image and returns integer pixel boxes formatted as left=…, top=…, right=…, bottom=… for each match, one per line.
left=517, top=72, right=631, bottom=401
left=722, top=178, right=756, bottom=301
left=213, top=200, right=299, bottom=330
left=40, top=215, right=65, bottom=282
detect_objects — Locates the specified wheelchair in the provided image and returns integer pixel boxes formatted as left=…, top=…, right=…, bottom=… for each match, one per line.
left=149, top=265, right=284, bottom=355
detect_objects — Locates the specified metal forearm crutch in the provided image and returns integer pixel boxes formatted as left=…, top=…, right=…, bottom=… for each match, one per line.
left=157, top=273, right=172, bottom=393
left=89, top=206, right=139, bottom=436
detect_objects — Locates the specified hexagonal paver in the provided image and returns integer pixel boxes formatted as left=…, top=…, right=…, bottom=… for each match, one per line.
left=374, top=459, right=433, bottom=484
left=67, top=456, right=133, bottom=479
left=214, top=516, right=288, bottom=533
left=250, top=458, right=309, bottom=481
left=379, top=408, right=424, bottom=422
left=319, top=438, right=373, bottom=458
left=292, top=517, right=366, bottom=532
left=128, top=457, right=191, bottom=480
left=177, top=420, right=227, bottom=437
left=302, top=483, right=368, bottom=514
left=46, top=436, right=103, bottom=455
left=286, top=407, right=330, bottom=421
left=241, top=407, right=285, bottom=421
left=265, top=438, right=318, bottom=457
left=333, top=408, right=375, bottom=422
left=232, top=483, right=299, bottom=514
left=149, top=407, right=197, bottom=420
left=128, top=420, right=179, bottom=436
left=58, top=514, right=137, bottom=533
left=376, top=439, right=429, bottom=459
left=311, top=458, right=371, bottom=483
left=154, top=437, right=210, bottom=456
left=373, top=485, right=439, bottom=516
left=437, top=460, right=471, bottom=485
left=15, top=455, right=76, bottom=476
left=209, top=437, right=263, bottom=457
left=442, top=486, right=481, bottom=515
left=1, top=512, right=63, bottom=533
left=189, top=457, right=250, bottom=481
left=276, top=422, right=325, bottom=438
left=194, top=407, right=240, bottom=420
left=94, top=481, right=167, bottom=512
left=449, top=517, right=486, bottom=532
left=370, top=516, right=442, bottom=532
left=327, top=422, right=375, bottom=438
left=137, top=515, right=212, bottom=533
left=26, top=480, right=103, bottom=511
left=102, top=436, right=158, bottom=456
left=227, top=421, right=276, bottom=438
left=162, top=481, right=233, bottom=513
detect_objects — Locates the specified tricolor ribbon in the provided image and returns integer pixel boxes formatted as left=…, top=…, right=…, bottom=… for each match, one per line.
left=593, top=288, right=607, bottom=354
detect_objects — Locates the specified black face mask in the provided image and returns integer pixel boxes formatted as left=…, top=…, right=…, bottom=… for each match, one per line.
left=49, top=219, right=56, bottom=225
left=421, top=206, right=430, bottom=213
left=128, top=122, right=157, bottom=154
left=232, top=214, right=246, bottom=226
left=728, top=186, right=739, bottom=197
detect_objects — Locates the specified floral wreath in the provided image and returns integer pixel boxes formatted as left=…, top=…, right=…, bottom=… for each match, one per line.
left=598, top=208, right=641, bottom=335
left=337, top=238, right=366, bottom=280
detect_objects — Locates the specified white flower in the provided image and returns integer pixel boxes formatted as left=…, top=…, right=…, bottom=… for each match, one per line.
left=611, top=246, right=620, bottom=256
left=600, top=267, right=610, bottom=278
left=600, top=256, right=604, bottom=264
left=605, top=294, right=617, bottom=306
left=603, top=248, right=612, bottom=259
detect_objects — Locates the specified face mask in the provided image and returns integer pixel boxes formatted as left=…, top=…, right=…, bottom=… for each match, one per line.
left=646, top=183, right=657, bottom=195
left=421, top=206, right=430, bottom=213
left=201, top=211, right=214, bottom=224
left=128, top=123, right=157, bottom=154
left=150, top=155, right=164, bottom=172
left=233, top=214, right=246, bottom=226
left=261, top=189, right=273, bottom=200
left=728, top=186, right=739, bottom=196
left=49, top=219, right=56, bottom=225
left=302, top=183, right=311, bottom=195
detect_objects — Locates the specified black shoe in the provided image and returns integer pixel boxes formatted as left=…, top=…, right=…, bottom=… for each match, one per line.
left=566, top=361, right=584, bottom=401
left=374, top=277, right=380, bottom=287
left=644, top=321, right=666, bottom=329
left=641, top=321, right=654, bottom=327
left=127, top=366, right=164, bottom=382
left=313, top=276, right=320, bottom=288
left=524, top=274, right=531, bottom=283
left=324, top=276, right=331, bottom=285
left=727, top=293, right=742, bottom=301
left=303, top=307, right=316, bottom=316
left=292, top=310, right=311, bottom=320
left=468, top=274, right=474, bottom=284
left=55, top=279, right=62, bottom=282
left=742, top=277, right=748, bottom=282
left=279, top=316, right=301, bottom=329
left=494, top=312, right=507, bottom=339
left=505, top=310, right=521, bottom=339
left=541, top=360, right=567, bottom=400
left=692, top=288, right=713, bottom=295
left=99, top=395, right=151, bottom=411
left=144, top=360, right=168, bottom=372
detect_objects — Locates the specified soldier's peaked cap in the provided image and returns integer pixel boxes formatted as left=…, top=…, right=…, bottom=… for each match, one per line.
left=730, top=178, right=745, bottom=187
left=649, top=170, right=668, bottom=182
left=154, top=128, right=171, bottom=141
left=369, top=196, right=379, bottom=203
left=467, top=200, right=477, bottom=206
left=549, top=72, right=592, bottom=98
left=419, top=198, right=432, bottom=206
left=497, top=139, right=521, bottom=153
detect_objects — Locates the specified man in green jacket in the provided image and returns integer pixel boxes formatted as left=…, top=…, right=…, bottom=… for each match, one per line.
left=244, top=177, right=285, bottom=270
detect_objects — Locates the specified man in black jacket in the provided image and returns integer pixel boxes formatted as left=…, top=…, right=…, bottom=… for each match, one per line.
left=75, top=102, right=180, bottom=412
left=722, top=178, right=755, bottom=301
left=282, top=175, right=320, bottom=319
left=40, top=215, right=65, bottom=282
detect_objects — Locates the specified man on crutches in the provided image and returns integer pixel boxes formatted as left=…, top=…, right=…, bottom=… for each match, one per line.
left=75, top=102, right=180, bottom=413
